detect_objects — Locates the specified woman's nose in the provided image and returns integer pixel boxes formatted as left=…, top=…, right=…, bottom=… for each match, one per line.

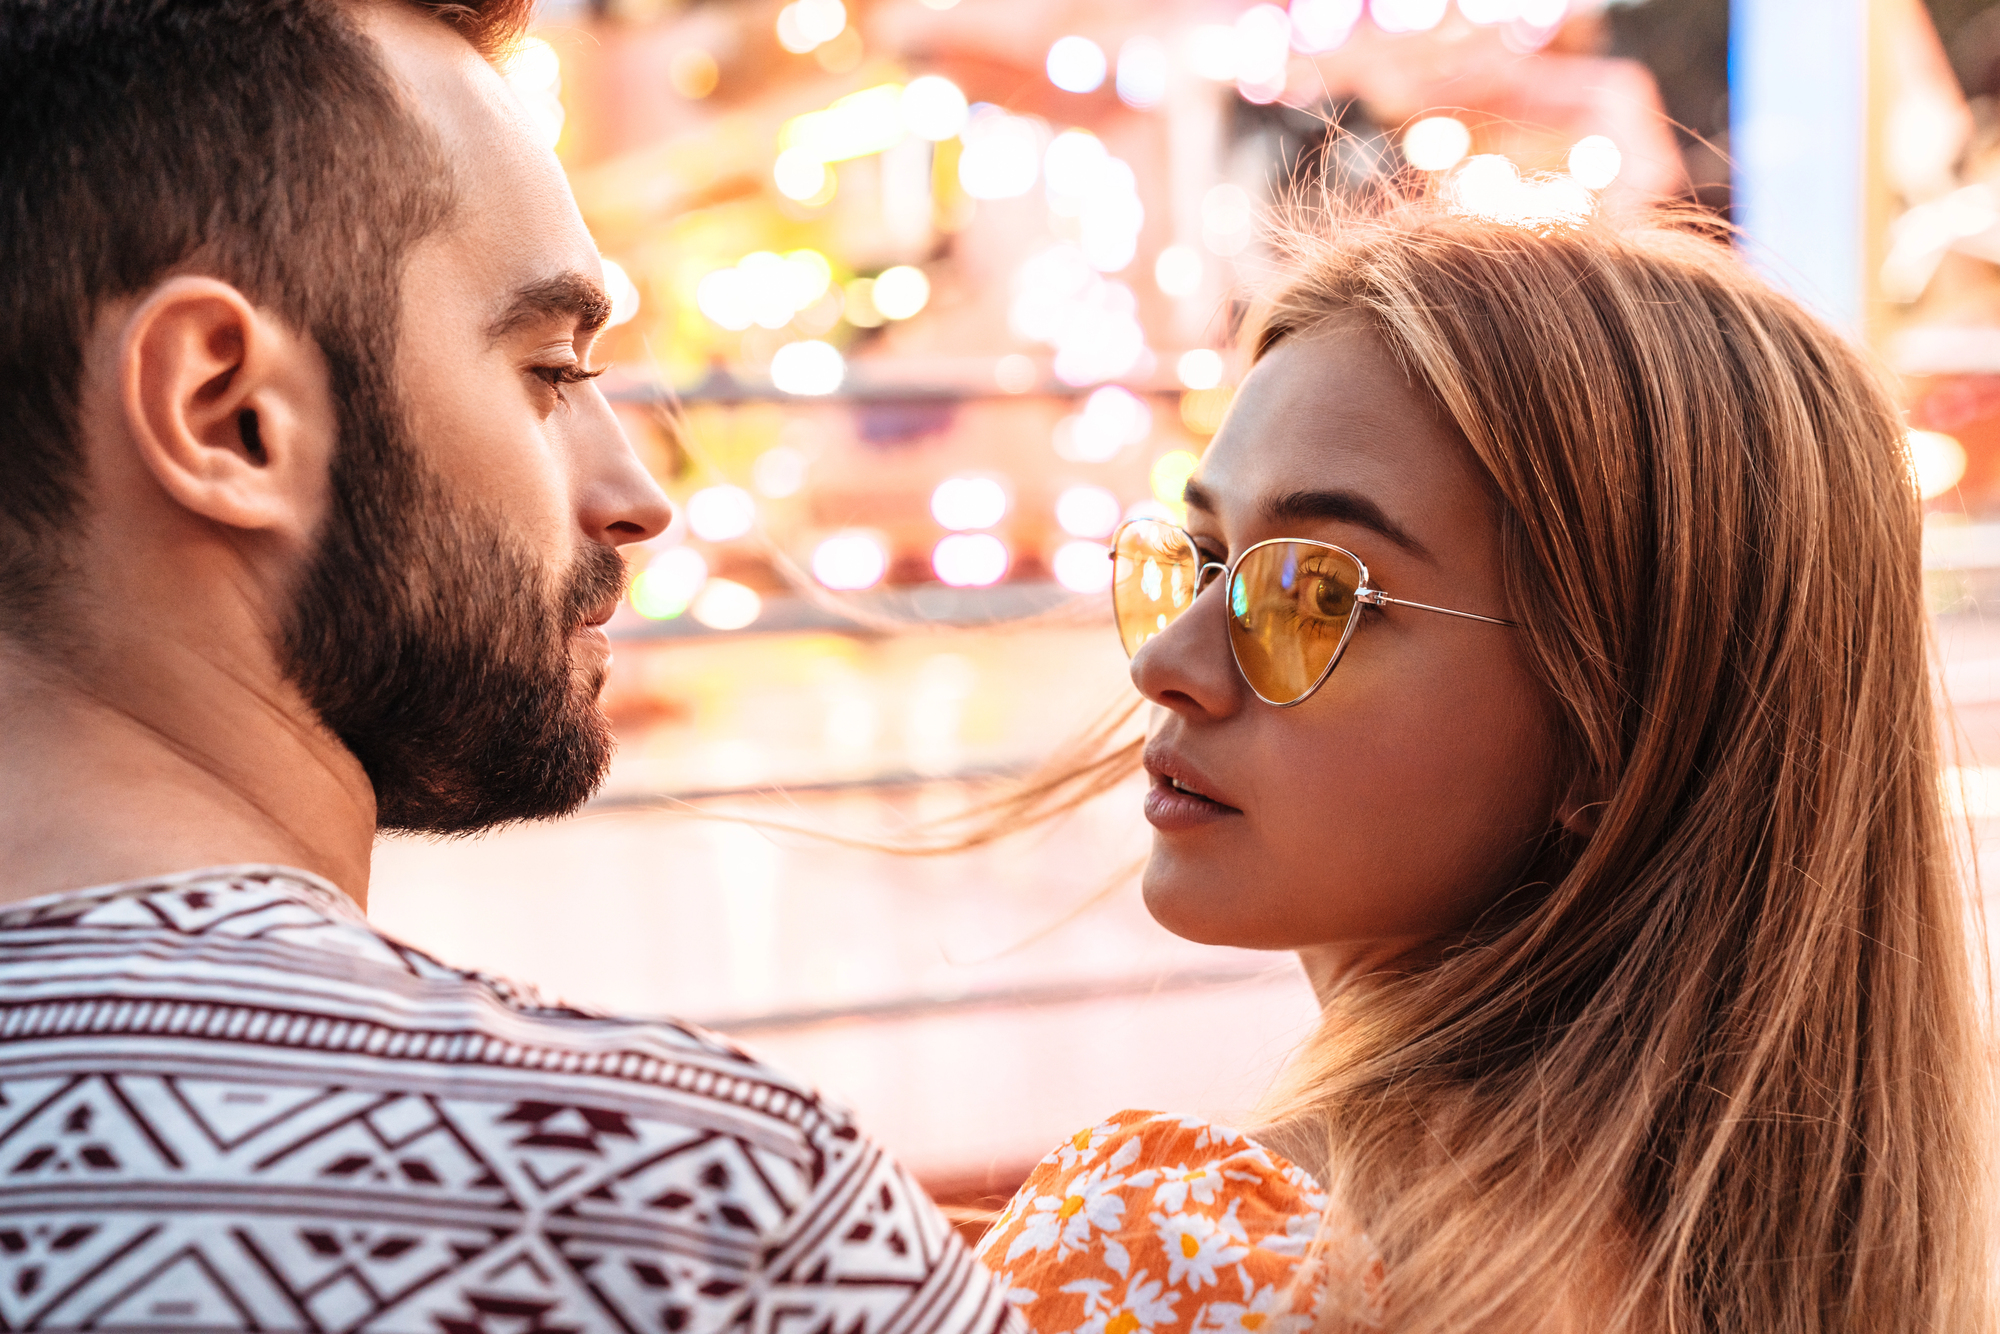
left=1129, top=582, right=1246, bottom=720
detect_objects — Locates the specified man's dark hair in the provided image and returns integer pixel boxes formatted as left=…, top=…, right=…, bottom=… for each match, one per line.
left=0, top=0, right=530, bottom=627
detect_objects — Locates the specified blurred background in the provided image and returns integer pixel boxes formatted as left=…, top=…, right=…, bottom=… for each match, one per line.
left=368, top=0, right=2000, bottom=1208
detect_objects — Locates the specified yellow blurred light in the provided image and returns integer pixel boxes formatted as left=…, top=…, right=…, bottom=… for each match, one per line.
left=872, top=265, right=930, bottom=319
left=1151, top=450, right=1201, bottom=507
left=779, top=84, right=907, bottom=164
left=814, top=27, right=864, bottom=73
left=669, top=48, right=719, bottom=99
left=1179, top=386, right=1233, bottom=435
left=1910, top=429, right=1968, bottom=500
left=844, top=278, right=885, bottom=327
left=691, top=578, right=763, bottom=631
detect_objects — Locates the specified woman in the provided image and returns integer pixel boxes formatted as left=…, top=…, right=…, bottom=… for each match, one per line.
left=973, top=203, right=1992, bottom=1333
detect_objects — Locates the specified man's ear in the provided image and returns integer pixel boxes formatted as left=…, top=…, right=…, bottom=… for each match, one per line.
left=120, top=276, right=330, bottom=540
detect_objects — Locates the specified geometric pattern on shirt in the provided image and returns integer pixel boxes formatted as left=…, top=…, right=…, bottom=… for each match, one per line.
left=0, top=865, right=1022, bottom=1334
left=974, top=1109, right=1382, bottom=1334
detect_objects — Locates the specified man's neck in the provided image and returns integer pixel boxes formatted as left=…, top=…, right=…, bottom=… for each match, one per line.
left=0, top=640, right=377, bottom=911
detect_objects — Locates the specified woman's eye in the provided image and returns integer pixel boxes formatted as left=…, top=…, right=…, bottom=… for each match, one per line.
left=532, top=363, right=607, bottom=393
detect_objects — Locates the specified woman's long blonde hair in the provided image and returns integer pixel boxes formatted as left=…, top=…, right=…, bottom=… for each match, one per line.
left=1228, top=203, right=1992, bottom=1332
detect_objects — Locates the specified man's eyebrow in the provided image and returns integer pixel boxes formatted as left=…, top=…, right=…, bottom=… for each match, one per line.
left=486, top=271, right=612, bottom=343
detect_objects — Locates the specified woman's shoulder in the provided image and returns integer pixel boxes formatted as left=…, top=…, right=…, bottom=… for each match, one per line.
left=975, top=1110, right=1375, bottom=1334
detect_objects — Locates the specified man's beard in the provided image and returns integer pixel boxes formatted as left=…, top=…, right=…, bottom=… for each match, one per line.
left=281, top=370, right=627, bottom=836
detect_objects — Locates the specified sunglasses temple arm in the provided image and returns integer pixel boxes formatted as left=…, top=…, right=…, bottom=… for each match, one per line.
left=1362, top=590, right=1519, bottom=628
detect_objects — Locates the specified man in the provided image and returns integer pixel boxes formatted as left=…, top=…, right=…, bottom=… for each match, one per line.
left=0, top=3, right=1021, bottom=1331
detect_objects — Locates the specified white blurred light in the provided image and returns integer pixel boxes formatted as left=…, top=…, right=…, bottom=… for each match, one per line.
left=900, top=76, right=969, bottom=140
left=783, top=250, right=834, bottom=309
left=1011, top=245, right=1147, bottom=386
left=1046, top=35, right=1108, bottom=93
left=1201, top=183, right=1255, bottom=255
left=931, top=476, right=1009, bottom=530
left=1077, top=158, right=1144, bottom=272
left=794, top=0, right=846, bottom=44
left=1445, top=155, right=1593, bottom=228
left=691, top=578, right=762, bottom=631
left=770, top=340, right=845, bottom=395
left=502, top=37, right=565, bottom=148
left=775, top=4, right=816, bottom=53
left=774, top=149, right=831, bottom=201
left=601, top=259, right=641, bottom=328
left=753, top=446, right=809, bottom=498
left=1154, top=245, right=1204, bottom=297
left=1056, top=485, right=1122, bottom=539
left=872, top=265, right=931, bottom=319
left=1053, top=540, right=1113, bottom=594
left=959, top=114, right=1043, bottom=199
left=1234, top=5, right=1292, bottom=90
left=995, top=353, right=1038, bottom=393
left=1290, top=0, right=1363, bottom=50
left=1910, top=430, right=1968, bottom=499
left=1567, top=135, right=1622, bottom=189
left=1054, top=384, right=1153, bottom=461
left=1123, top=498, right=1175, bottom=524
left=1403, top=116, right=1472, bottom=172
left=630, top=546, right=708, bottom=620
left=1182, top=23, right=1240, bottom=81
left=1457, top=0, right=1517, bottom=19
left=933, top=533, right=1010, bottom=587
left=687, top=485, right=756, bottom=542
left=734, top=251, right=795, bottom=329
left=1371, top=0, right=1447, bottom=32
left=813, top=531, right=888, bottom=590
left=1518, top=0, right=1567, bottom=24
left=1116, top=37, right=1169, bottom=108
left=1177, top=348, right=1225, bottom=390
left=696, top=267, right=753, bottom=330
left=1044, top=130, right=1109, bottom=203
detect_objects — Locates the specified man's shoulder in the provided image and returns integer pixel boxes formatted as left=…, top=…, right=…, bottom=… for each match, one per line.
left=0, top=865, right=1022, bottom=1334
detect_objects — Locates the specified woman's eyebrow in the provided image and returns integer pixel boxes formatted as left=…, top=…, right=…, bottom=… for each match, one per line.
left=1265, top=487, right=1433, bottom=560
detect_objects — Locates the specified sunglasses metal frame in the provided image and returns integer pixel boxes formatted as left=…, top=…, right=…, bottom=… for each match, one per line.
left=1111, top=520, right=1521, bottom=708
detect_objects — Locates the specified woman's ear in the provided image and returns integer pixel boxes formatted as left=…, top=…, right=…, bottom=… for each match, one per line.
left=118, top=275, right=332, bottom=542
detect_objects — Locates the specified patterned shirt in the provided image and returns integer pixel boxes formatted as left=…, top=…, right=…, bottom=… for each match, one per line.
left=975, top=1110, right=1382, bottom=1334
left=0, top=864, right=1022, bottom=1334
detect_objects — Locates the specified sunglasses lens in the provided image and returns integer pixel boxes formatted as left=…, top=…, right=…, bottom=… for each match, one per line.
left=1112, top=520, right=1200, bottom=659
left=1227, top=542, right=1362, bottom=704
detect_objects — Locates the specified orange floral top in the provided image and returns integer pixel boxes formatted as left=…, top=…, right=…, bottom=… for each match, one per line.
left=976, top=1110, right=1382, bottom=1334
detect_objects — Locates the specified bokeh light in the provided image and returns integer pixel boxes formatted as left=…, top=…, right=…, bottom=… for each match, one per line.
left=1151, top=450, right=1201, bottom=506
left=691, top=578, right=762, bottom=631
left=602, top=259, right=641, bottom=328
left=813, top=531, right=889, bottom=589
left=1053, top=540, right=1114, bottom=594
left=630, top=546, right=708, bottom=620
left=959, top=114, right=1044, bottom=199
left=900, top=76, right=969, bottom=140
left=1567, top=135, right=1623, bottom=189
left=1910, top=430, right=1968, bottom=499
left=688, top=485, right=757, bottom=542
left=1290, top=0, right=1363, bottom=51
left=933, top=533, right=1010, bottom=586
left=1056, top=484, right=1122, bottom=539
left=872, top=265, right=931, bottom=319
left=1403, top=116, right=1472, bottom=172
left=1176, top=349, right=1224, bottom=390
left=931, top=476, right=1010, bottom=530
left=1115, top=37, right=1168, bottom=108
left=1046, top=36, right=1108, bottom=93
left=753, top=447, right=809, bottom=498
left=770, top=340, right=846, bottom=395
left=1154, top=245, right=1204, bottom=297
left=1371, top=0, right=1447, bottom=32
left=668, top=48, right=718, bottom=99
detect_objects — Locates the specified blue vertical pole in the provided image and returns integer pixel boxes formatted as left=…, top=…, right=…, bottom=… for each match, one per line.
left=1730, top=0, right=1868, bottom=329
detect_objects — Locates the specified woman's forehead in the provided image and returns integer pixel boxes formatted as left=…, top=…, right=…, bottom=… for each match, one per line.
left=1191, top=324, right=1491, bottom=546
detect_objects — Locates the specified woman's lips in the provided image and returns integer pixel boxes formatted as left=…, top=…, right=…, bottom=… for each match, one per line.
left=1141, top=770, right=1241, bottom=831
